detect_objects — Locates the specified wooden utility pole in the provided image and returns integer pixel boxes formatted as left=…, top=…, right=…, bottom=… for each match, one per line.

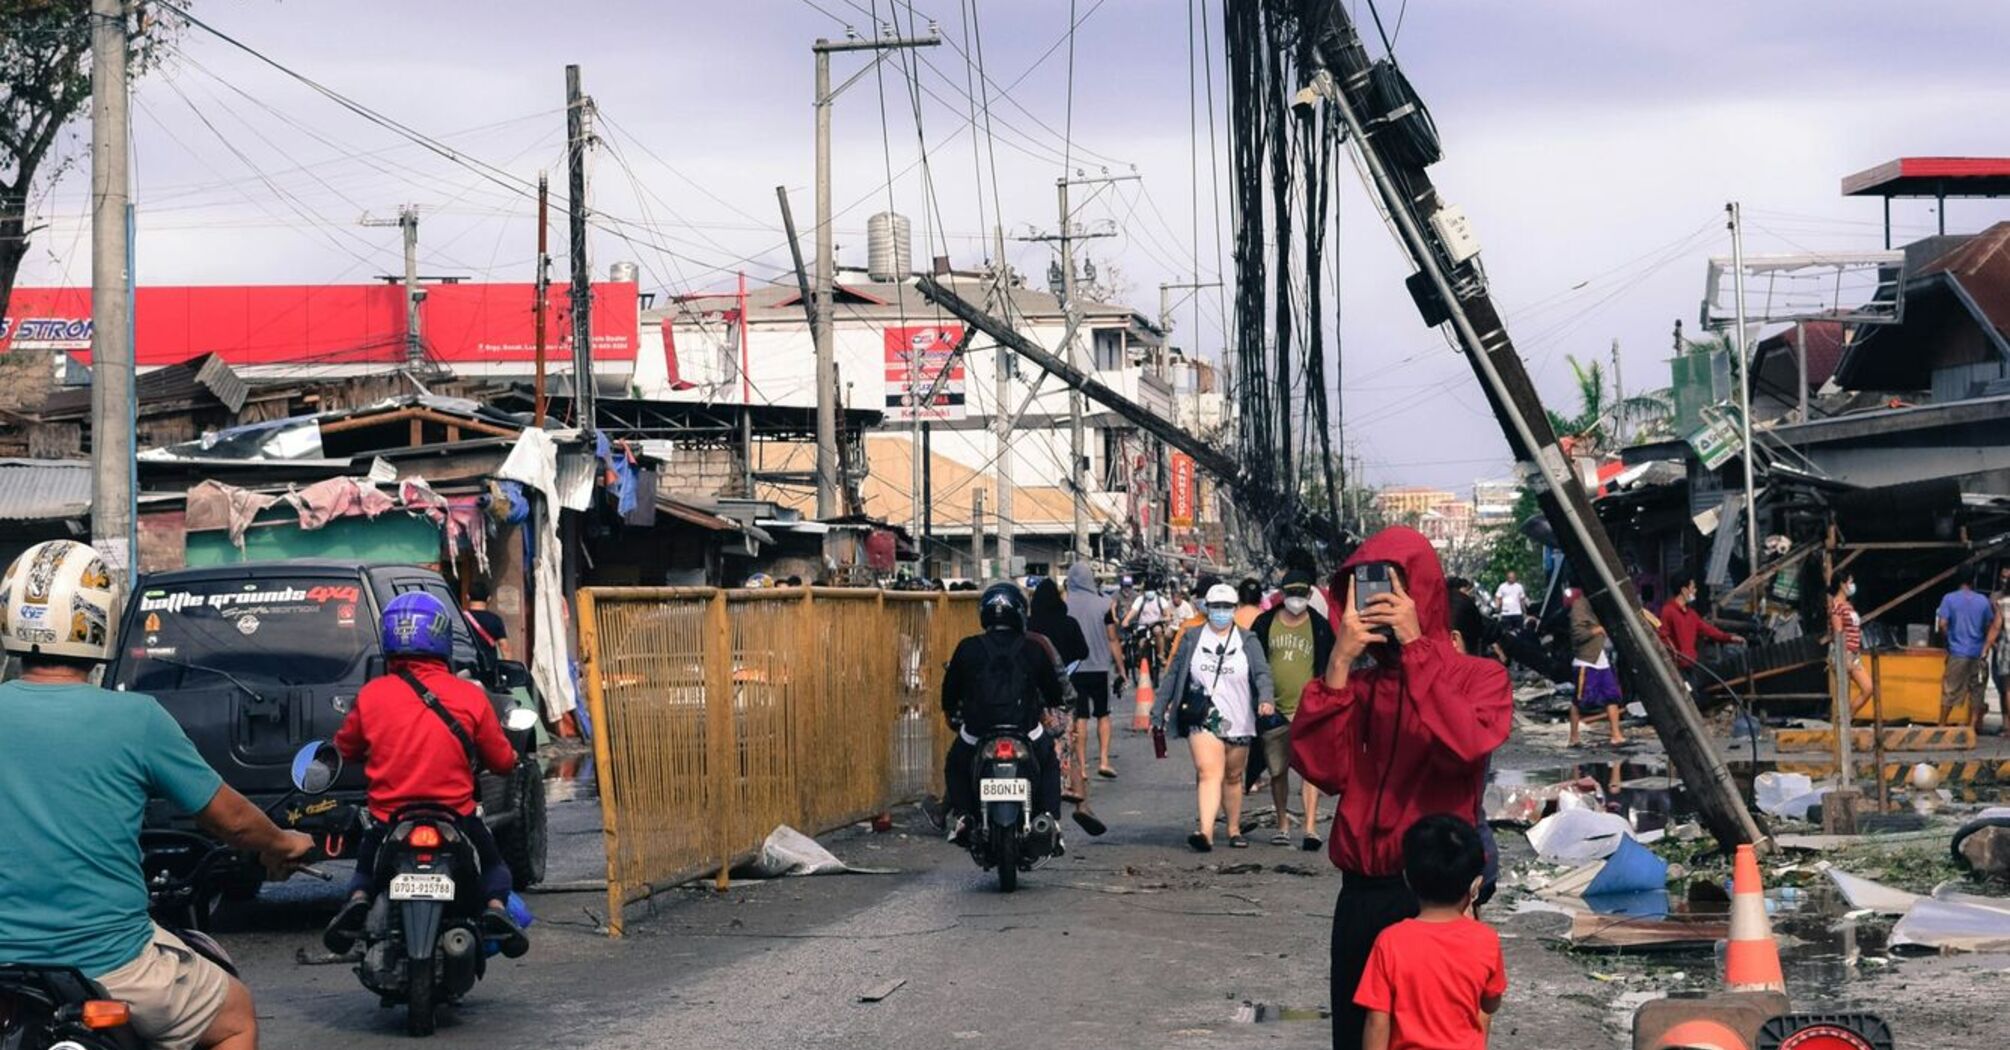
left=534, top=172, right=550, bottom=426
left=991, top=226, right=1015, bottom=576
left=89, top=0, right=134, bottom=586
left=565, top=65, right=596, bottom=434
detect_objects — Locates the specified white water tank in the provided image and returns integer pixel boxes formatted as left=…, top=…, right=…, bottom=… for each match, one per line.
left=608, top=261, right=639, bottom=284
left=866, top=212, right=911, bottom=282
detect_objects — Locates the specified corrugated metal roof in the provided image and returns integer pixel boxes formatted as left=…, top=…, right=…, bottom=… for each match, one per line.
left=40, top=353, right=247, bottom=418
left=0, top=459, right=92, bottom=521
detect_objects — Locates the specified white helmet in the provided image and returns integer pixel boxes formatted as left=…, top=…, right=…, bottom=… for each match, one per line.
left=0, top=540, right=122, bottom=661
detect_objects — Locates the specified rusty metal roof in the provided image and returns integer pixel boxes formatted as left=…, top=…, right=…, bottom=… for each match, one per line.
left=0, top=458, right=91, bottom=521
left=39, top=352, right=248, bottom=419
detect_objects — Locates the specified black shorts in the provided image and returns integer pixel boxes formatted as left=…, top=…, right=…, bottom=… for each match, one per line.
left=1070, top=671, right=1111, bottom=719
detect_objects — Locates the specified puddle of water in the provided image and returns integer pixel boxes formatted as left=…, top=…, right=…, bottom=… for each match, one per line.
left=541, top=751, right=599, bottom=803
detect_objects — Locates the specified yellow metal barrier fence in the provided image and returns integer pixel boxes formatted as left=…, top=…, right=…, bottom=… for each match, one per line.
left=578, top=587, right=977, bottom=935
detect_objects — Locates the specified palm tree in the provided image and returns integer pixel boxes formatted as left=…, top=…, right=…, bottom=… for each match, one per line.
left=1546, top=354, right=1677, bottom=450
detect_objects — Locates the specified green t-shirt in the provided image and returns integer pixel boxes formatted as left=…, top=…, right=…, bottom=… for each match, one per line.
left=0, top=680, right=223, bottom=977
left=1267, top=618, right=1318, bottom=717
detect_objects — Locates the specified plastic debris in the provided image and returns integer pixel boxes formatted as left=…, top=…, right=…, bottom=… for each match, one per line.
left=1818, top=864, right=1923, bottom=916
left=1754, top=771, right=1827, bottom=820
left=734, top=825, right=889, bottom=878
left=1586, top=836, right=1670, bottom=897
left=1891, top=897, right=2010, bottom=953
left=1527, top=808, right=1635, bottom=863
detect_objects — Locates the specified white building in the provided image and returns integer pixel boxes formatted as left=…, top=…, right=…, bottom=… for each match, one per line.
left=634, top=263, right=1226, bottom=575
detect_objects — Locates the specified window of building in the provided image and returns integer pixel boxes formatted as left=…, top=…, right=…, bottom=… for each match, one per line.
left=1092, top=328, right=1124, bottom=371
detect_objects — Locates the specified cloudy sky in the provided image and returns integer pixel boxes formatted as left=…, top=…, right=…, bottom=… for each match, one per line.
left=19, top=0, right=2010, bottom=492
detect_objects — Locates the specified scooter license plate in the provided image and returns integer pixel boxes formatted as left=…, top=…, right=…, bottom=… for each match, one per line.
left=979, top=778, right=1031, bottom=803
left=388, top=873, right=456, bottom=901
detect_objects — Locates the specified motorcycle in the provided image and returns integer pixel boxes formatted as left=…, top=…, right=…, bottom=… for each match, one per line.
left=2, top=850, right=253, bottom=1050
left=292, top=711, right=538, bottom=1037
left=965, top=729, right=1059, bottom=893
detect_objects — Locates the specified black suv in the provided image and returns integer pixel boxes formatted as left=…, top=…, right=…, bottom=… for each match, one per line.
left=104, top=560, right=547, bottom=912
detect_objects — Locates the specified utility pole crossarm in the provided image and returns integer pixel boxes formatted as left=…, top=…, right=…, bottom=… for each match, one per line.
left=917, top=276, right=1242, bottom=486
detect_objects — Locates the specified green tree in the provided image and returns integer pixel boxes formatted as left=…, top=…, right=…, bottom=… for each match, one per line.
left=1479, top=484, right=1546, bottom=592
left=1, top=1, right=180, bottom=326
left=1546, top=353, right=1676, bottom=451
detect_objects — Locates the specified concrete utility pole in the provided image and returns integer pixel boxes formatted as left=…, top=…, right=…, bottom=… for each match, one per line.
left=363, top=206, right=424, bottom=368
left=1609, top=337, right=1625, bottom=446
left=566, top=65, right=596, bottom=433
left=533, top=173, right=550, bottom=426
left=1159, top=279, right=1220, bottom=556
left=812, top=30, right=940, bottom=519
left=972, top=488, right=986, bottom=578
left=1727, top=202, right=1759, bottom=578
left=89, top=0, right=134, bottom=584
left=1045, top=172, right=1137, bottom=560
left=1296, top=2, right=1764, bottom=850
left=990, top=226, right=1015, bottom=576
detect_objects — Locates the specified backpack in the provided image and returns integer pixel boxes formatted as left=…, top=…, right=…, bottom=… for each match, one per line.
left=962, top=634, right=1034, bottom=731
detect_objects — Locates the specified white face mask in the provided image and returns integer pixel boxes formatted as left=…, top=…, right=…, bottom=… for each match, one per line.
left=1283, top=596, right=1310, bottom=615
left=1846, top=581, right=1858, bottom=597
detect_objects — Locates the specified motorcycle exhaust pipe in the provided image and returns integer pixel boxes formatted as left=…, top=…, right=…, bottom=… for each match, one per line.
left=1029, top=812, right=1059, bottom=854
left=439, top=926, right=479, bottom=961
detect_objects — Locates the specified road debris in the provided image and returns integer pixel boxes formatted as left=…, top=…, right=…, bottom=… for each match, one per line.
left=856, top=978, right=907, bottom=1003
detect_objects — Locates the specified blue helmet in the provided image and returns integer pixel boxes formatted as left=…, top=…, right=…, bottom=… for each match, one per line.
left=381, top=591, right=455, bottom=660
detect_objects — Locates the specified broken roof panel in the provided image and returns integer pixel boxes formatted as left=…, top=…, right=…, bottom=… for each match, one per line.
left=39, top=352, right=248, bottom=419
left=0, top=458, right=92, bottom=521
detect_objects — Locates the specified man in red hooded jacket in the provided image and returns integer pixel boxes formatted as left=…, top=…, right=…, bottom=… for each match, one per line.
left=1289, top=527, right=1512, bottom=1050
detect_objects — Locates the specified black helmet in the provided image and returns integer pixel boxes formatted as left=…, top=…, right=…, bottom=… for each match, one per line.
left=979, top=582, right=1028, bottom=633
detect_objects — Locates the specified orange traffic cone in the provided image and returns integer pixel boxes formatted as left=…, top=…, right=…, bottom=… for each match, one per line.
left=1655, top=1018, right=1749, bottom=1050
left=1725, top=844, right=1785, bottom=993
left=1130, top=660, right=1155, bottom=731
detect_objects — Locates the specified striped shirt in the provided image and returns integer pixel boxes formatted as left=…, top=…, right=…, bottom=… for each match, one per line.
left=1831, top=596, right=1862, bottom=654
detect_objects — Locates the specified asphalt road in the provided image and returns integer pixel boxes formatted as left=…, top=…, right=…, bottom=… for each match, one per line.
left=209, top=700, right=2007, bottom=1049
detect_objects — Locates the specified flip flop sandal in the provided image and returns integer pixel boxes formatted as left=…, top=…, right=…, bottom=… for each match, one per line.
left=1301, top=835, right=1322, bottom=852
left=1228, top=835, right=1250, bottom=849
left=1187, top=832, right=1213, bottom=852
left=1072, top=808, right=1108, bottom=837
left=1269, top=831, right=1290, bottom=846
left=1097, top=767, right=1118, bottom=779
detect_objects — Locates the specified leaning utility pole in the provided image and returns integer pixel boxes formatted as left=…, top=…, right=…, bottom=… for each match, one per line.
left=1058, top=178, right=1088, bottom=559
left=363, top=206, right=424, bottom=368
left=1296, top=2, right=1764, bottom=848
left=1609, top=337, right=1625, bottom=446
left=565, top=64, right=596, bottom=434
left=812, top=29, right=941, bottom=518
left=90, top=0, right=134, bottom=585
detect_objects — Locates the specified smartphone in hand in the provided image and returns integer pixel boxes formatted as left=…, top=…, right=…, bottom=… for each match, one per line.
left=1354, top=562, right=1397, bottom=642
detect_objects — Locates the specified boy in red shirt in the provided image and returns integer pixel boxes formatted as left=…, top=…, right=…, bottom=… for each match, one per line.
left=1355, top=814, right=1506, bottom=1050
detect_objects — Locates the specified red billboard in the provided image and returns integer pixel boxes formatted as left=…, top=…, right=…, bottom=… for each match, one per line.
left=882, top=324, right=966, bottom=421
left=1169, top=452, right=1196, bottom=529
left=0, top=282, right=638, bottom=366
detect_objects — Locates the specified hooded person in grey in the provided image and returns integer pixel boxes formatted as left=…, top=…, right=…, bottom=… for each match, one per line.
left=1065, top=563, right=1124, bottom=789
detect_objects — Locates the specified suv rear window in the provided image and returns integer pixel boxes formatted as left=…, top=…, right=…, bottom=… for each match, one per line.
left=116, top=578, right=370, bottom=692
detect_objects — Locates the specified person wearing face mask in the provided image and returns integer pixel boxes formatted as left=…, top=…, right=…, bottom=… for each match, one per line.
left=1818, top=571, right=1873, bottom=717
left=1249, top=569, right=1335, bottom=848
left=1150, top=583, right=1276, bottom=851
left=1657, top=574, right=1747, bottom=701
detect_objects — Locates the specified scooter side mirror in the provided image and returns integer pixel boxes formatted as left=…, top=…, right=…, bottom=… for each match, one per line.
left=290, top=742, right=342, bottom=795
left=504, top=707, right=539, bottom=734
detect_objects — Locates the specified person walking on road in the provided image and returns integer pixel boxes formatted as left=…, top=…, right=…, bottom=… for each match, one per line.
left=1028, top=576, right=1105, bottom=836
left=1234, top=577, right=1264, bottom=629
left=1659, top=574, right=1746, bottom=700
left=1152, top=582, right=1277, bottom=852
left=1567, top=589, right=1626, bottom=747
left=1289, top=526, right=1512, bottom=1050
left=1825, top=572, right=1875, bottom=718
left=1988, top=566, right=2010, bottom=737
left=1494, top=570, right=1529, bottom=625
left=1063, top=563, right=1124, bottom=782
left=1249, top=569, right=1334, bottom=848
left=1354, top=814, right=1506, bottom=1050
left=1938, top=570, right=1998, bottom=732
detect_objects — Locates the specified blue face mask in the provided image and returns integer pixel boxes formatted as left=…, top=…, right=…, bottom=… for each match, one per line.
left=1207, top=608, right=1235, bottom=630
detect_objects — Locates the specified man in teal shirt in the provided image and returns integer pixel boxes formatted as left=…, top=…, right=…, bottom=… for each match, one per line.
left=0, top=541, right=311, bottom=1050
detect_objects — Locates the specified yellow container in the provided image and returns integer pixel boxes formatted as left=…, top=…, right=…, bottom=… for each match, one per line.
left=1859, top=648, right=1968, bottom=726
